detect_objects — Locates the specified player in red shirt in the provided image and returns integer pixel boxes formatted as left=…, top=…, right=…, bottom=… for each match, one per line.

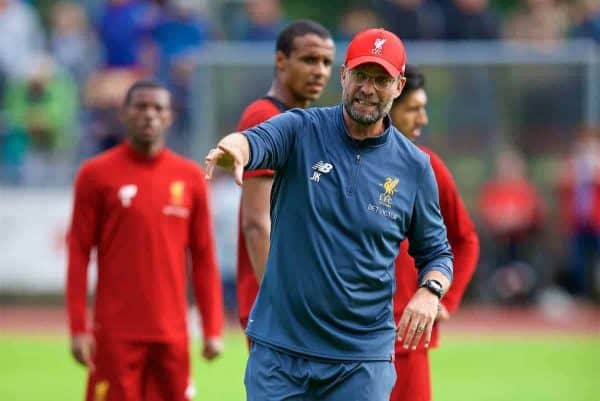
left=66, top=81, right=224, bottom=401
left=389, top=65, right=480, bottom=401
left=236, top=20, right=335, bottom=337
left=557, top=128, right=600, bottom=295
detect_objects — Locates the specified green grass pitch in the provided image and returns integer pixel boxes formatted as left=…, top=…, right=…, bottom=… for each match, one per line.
left=0, top=331, right=598, bottom=401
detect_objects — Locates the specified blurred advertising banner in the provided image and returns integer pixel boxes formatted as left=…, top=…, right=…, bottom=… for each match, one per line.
left=0, top=187, right=72, bottom=293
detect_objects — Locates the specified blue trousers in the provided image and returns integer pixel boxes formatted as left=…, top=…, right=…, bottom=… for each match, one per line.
left=244, top=342, right=396, bottom=401
left=569, top=228, right=600, bottom=295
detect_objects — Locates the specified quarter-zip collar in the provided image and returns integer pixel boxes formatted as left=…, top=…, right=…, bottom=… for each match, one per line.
left=335, top=104, right=391, bottom=149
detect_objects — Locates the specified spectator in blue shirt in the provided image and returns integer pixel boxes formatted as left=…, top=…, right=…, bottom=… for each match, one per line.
left=570, top=0, right=600, bottom=44
left=230, top=0, right=288, bottom=41
left=443, top=0, right=500, bottom=40
left=147, top=0, right=214, bottom=154
left=96, top=0, right=153, bottom=68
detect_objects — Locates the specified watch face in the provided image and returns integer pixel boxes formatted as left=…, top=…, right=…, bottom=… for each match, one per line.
left=424, top=280, right=443, bottom=298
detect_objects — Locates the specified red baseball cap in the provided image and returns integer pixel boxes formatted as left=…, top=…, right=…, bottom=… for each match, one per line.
left=344, top=28, right=406, bottom=78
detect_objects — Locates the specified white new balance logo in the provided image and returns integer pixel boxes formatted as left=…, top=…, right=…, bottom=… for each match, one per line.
left=310, top=161, right=333, bottom=183
left=313, top=161, right=333, bottom=173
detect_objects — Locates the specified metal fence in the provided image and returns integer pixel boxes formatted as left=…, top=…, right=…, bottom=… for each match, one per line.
left=2, top=40, right=599, bottom=297
left=192, top=39, right=600, bottom=201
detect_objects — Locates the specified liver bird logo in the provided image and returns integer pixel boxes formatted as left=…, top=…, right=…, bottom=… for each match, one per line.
left=372, top=38, right=386, bottom=55
left=379, top=177, right=399, bottom=208
left=94, top=381, right=109, bottom=401
left=383, top=177, right=399, bottom=195
left=170, top=181, right=185, bottom=205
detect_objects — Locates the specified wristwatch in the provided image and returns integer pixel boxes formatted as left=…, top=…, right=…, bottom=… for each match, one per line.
left=420, top=279, right=444, bottom=299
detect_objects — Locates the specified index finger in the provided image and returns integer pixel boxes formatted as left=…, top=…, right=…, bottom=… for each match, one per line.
left=423, top=321, right=433, bottom=348
left=396, top=310, right=413, bottom=342
left=204, top=148, right=220, bottom=180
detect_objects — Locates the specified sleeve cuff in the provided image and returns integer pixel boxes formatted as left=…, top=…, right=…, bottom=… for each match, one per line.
left=417, top=262, right=453, bottom=285
left=244, top=169, right=274, bottom=179
left=243, top=131, right=259, bottom=170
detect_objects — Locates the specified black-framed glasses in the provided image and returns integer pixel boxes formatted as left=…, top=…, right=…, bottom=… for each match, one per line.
left=347, top=69, right=396, bottom=91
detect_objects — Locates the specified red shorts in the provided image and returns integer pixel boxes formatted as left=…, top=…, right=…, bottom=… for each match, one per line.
left=389, top=350, right=431, bottom=401
left=85, top=336, right=192, bottom=401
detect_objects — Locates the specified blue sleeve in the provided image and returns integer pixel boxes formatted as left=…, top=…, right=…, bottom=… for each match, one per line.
left=243, top=110, right=302, bottom=171
left=408, top=158, right=454, bottom=284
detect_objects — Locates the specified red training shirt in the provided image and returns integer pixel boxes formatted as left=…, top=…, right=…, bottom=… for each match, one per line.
left=478, top=178, right=544, bottom=239
left=67, top=142, right=223, bottom=341
left=394, top=146, right=479, bottom=353
left=236, top=97, right=286, bottom=324
left=556, top=155, right=600, bottom=232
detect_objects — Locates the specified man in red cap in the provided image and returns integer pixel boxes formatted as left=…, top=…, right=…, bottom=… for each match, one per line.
left=205, top=28, right=453, bottom=401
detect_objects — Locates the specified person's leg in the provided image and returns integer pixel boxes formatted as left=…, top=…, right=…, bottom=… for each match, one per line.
left=311, top=358, right=396, bottom=401
left=569, top=229, right=590, bottom=294
left=390, top=351, right=431, bottom=401
left=143, top=337, right=192, bottom=401
left=245, top=342, right=309, bottom=401
left=85, top=337, right=149, bottom=401
left=591, top=230, right=600, bottom=297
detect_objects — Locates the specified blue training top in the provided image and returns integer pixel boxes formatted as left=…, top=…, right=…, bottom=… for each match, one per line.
left=244, top=105, right=453, bottom=361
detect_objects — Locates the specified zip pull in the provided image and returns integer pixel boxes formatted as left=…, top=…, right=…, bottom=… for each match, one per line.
left=347, top=154, right=362, bottom=196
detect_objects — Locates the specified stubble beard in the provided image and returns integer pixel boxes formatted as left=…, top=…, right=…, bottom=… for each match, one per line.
left=342, top=92, right=391, bottom=126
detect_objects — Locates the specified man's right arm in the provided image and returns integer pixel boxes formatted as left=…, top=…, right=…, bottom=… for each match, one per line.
left=66, top=164, right=99, bottom=369
left=241, top=176, right=273, bottom=281
left=205, top=111, right=301, bottom=183
left=235, top=103, right=281, bottom=281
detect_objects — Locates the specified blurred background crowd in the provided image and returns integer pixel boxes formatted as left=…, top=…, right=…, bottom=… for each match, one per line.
left=1, top=0, right=600, bottom=315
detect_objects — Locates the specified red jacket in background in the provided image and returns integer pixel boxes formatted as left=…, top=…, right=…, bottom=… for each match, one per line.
left=394, top=146, right=479, bottom=354
left=557, top=156, right=600, bottom=232
left=236, top=98, right=284, bottom=325
left=478, top=178, right=544, bottom=239
left=67, top=142, right=223, bottom=340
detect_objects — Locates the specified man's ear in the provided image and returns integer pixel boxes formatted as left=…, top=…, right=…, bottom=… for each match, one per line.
left=165, top=108, right=174, bottom=129
left=394, top=76, right=407, bottom=98
left=275, top=51, right=287, bottom=72
left=340, top=65, right=348, bottom=86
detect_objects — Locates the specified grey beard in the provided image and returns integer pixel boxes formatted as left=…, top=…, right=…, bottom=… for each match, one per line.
left=343, top=101, right=383, bottom=125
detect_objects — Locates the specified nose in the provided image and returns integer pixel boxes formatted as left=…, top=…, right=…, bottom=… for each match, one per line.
left=358, top=77, right=376, bottom=94
left=314, top=61, right=330, bottom=78
left=417, top=108, right=429, bottom=126
left=144, top=106, right=158, bottom=118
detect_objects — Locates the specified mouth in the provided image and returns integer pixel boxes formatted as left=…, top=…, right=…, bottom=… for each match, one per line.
left=141, top=122, right=159, bottom=133
left=306, top=82, right=324, bottom=91
left=354, top=98, right=378, bottom=108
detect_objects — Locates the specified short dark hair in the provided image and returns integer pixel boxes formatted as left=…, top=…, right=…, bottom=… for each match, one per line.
left=393, top=65, right=425, bottom=106
left=123, top=80, right=170, bottom=106
left=276, top=20, right=332, bottom=57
